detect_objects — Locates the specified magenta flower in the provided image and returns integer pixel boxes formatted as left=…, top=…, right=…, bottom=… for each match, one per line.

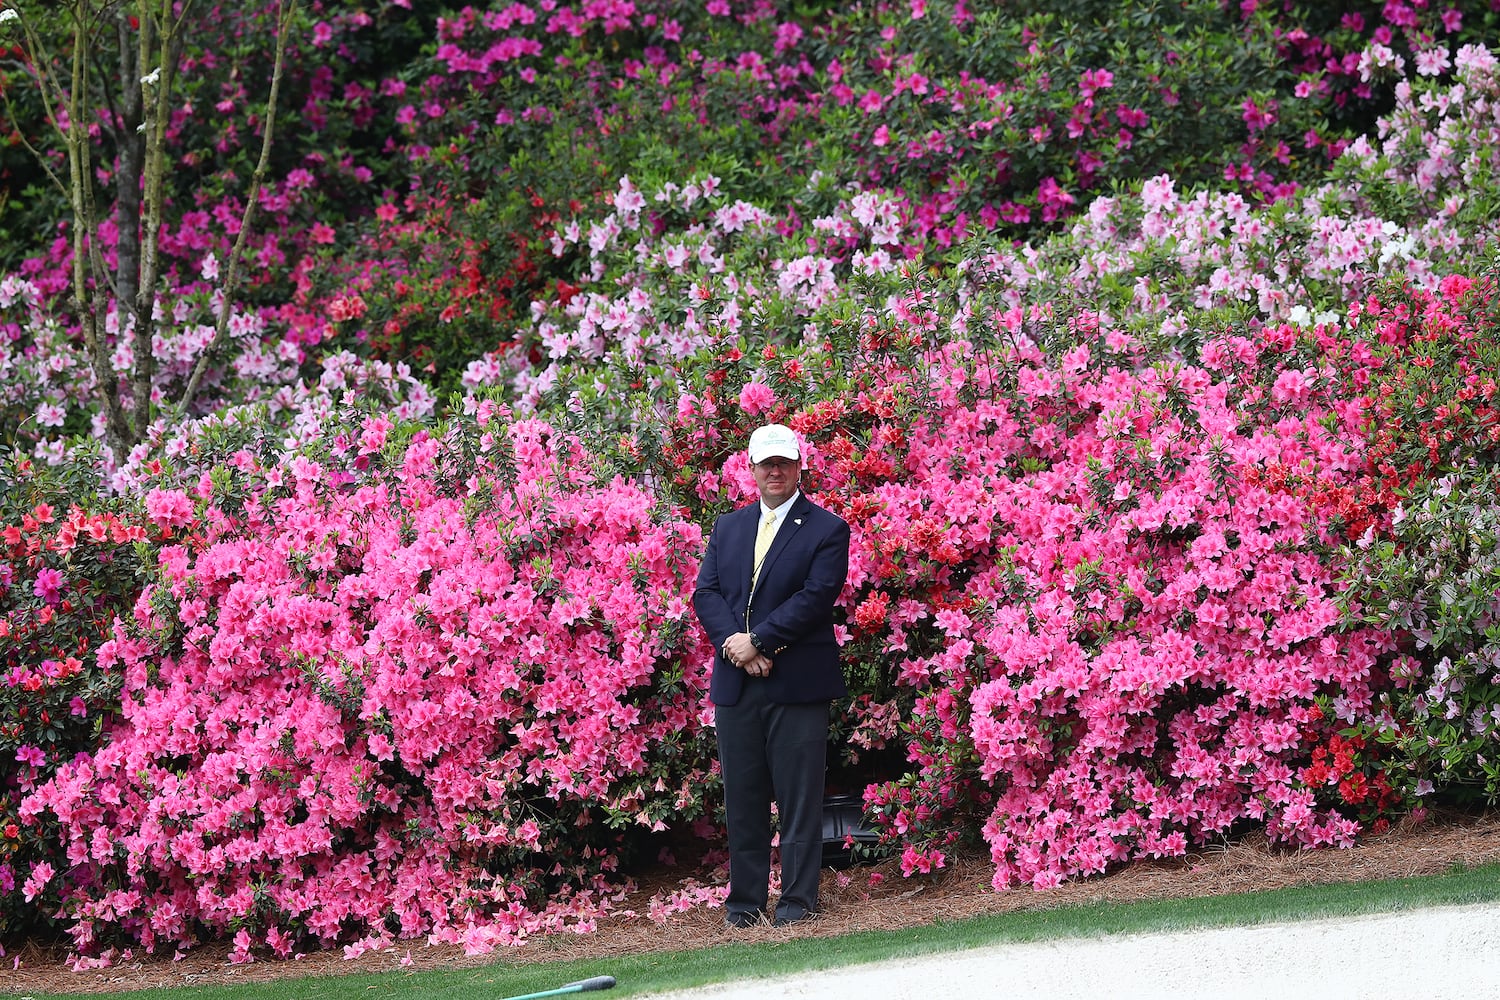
left=31, top=567, right=64, bottom=605
left=738, top=381, right=775, bottom=416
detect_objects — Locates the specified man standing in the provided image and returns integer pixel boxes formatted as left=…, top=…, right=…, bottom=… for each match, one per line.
left=693, top=423, right=850, bottom=928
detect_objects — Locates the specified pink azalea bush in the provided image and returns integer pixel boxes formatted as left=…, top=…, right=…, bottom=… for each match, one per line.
left=652, top=310, right=1395, bottom=888
left=877, top=332, right=1392, bottom=886
left=21, top=412, right=716, bottom=957
left=9, top=1, right=1500, bottom=957
left=0, top=452, right=150, bottom=941
left=471, top=48, right=1500, bottom=892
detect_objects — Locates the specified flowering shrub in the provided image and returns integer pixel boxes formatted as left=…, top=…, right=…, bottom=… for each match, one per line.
left=105, top=349, right=440, bottom=498
left=1332, top=270, right=1500, bottom=804
left=492, top=41, right=1500, bottom=432
left=9, top=0, right=1500, bottom=960
left=971, top=41, right=1500, bottom=361
left=456, top=48, right=1500, bottom=891
left=1298, top=712, right=1404, bottom=831
left=1274, top=1, right=1500, bottom=136
left=1348, top=274, right=1500, bottom=492
left=501, top=206, right=1407, bottom=888
left=816, top=322, right=1399, bottom=887
left=21, top=414, right=716, bottom=958
left=288, top=185, right=537, bottom=391
left=0, top=449, right=148, bottom=942
left=1346, top=470, right=1500, bottom=802
left=368, top=0, right=1500, bottom=384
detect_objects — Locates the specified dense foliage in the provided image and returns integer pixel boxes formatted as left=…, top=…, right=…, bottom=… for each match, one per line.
left=0, top=451, right=148, bottom=942
left=2, top=0, right=1500, bottom=965
left=1335, top=273, right=1500, bottom=804
left=23, top=413, right=716, bottom=957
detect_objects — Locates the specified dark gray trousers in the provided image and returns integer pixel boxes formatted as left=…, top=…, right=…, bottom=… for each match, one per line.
left=715, top=678, right=829, bottom=922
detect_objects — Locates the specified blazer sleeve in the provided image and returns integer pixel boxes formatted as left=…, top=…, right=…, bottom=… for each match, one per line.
left=692, top=513, right=742, bottom=651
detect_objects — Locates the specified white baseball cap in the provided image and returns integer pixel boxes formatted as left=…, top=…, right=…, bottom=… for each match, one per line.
left=747, top=423, right=800, bottom=464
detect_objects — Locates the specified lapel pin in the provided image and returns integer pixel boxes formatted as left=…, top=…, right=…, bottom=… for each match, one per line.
left=794, top=518, right=802, bottom=525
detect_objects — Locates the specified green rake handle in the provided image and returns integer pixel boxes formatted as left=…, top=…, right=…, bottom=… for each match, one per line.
left=501, top=974, right=618, bottom=1000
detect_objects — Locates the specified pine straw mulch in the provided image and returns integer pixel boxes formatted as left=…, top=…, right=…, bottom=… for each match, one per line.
left=6, top=807, right=1500, bottom=997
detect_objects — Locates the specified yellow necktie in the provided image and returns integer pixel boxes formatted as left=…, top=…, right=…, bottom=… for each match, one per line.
left=751, top=511, right=776, bottom=586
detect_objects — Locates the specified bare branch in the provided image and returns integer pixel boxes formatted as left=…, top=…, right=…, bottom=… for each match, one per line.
left=57, top=1, right=132, bottom=452
left=125, top=0, right=203, bottom=437
left=0, top=83, right=69, bottom=198
left=178, top=0, right=299, bottom=413
left=129, top=0, right=164, bottom=441
left=109, top=6, right=144, bottom=367
left=10, top=5, right=71, bottom=137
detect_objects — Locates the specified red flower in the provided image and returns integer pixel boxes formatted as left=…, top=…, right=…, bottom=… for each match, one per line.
left=1338, top=774, right=1369, bottom=805
left=852, top=592, right=890, bottom=633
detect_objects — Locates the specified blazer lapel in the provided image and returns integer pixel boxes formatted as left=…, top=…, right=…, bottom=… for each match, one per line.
left=734, top=502, right=762, bottom=592
left=756, top=496, right=809, bottom=584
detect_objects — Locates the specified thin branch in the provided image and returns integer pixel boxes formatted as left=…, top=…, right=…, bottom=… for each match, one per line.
left=129, top=0, right=164, bottom=440
left=178, top=0, right=298, bottom=413
left=127, top=0, right=200, bottom=435
left=170, top=0, right=199, bottom=37
left=110, top=6, right=144, bottom=354
left=0, top=83, right=68, bottom=198
left=3, top=8, right=73, bottom=198
left=11, top=5, right=70, bottom=137
left=58, top=1, right=131, bottom=451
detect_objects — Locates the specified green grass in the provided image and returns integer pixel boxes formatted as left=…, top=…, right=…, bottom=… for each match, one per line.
left=23, top=863, right=1500, bottom=1000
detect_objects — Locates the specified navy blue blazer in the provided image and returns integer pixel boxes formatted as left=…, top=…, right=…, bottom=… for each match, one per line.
left=693, top=493, right=850, bottom=707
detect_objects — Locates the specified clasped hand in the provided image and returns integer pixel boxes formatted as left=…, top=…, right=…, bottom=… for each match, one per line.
left=723, top=632, right=773, bottom=678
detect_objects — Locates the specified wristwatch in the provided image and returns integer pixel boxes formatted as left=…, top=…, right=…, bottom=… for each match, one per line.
left=749, top=631, right=766, bottom=653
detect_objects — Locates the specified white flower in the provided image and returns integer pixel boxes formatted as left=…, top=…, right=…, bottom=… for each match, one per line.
left=0, top=9, right=19, bottom=25
left=141, top=67, right=161, bottom=87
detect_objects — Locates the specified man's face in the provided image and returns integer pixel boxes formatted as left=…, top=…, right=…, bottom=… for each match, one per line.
left=752, top=456, right=799, bottom=507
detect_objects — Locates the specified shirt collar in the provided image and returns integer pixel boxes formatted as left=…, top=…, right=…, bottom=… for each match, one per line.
left=760, top=491, right=800, bottom=521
